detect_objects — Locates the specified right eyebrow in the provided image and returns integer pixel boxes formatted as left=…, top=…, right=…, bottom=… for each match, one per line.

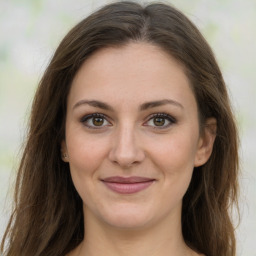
left=139, top=99, right=184, bottom=111
left=73, top=100, right=114, bottom=111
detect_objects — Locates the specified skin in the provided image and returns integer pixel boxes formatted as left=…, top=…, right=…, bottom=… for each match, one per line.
left=63, top=42, right=215, bottom=256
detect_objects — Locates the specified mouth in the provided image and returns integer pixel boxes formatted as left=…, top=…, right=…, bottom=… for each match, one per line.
left=101, top=176, right=156, bottom=194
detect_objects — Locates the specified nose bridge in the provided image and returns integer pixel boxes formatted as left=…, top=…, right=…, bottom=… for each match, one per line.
left=118, top=122, right=136, bottom=151
left=109, top=121, right=144, bottom=167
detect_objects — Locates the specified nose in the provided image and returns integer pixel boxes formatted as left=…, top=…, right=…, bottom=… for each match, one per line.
left=108, top=124, right=145, bottom=168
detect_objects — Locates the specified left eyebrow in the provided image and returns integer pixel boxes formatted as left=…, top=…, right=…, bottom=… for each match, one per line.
left=139, top=99, right=184, bottom=111
left=72, top=100, right=114, bottom=111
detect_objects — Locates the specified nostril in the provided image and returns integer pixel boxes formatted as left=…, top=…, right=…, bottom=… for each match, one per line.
left=109, top=148, right=145, bottom=168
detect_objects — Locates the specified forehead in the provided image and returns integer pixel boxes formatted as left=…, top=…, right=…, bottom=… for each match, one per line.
left=68, top=42, right=196, bottom=111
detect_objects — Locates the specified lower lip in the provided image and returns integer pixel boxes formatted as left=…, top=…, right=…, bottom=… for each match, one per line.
left=102, top=181, right=154, bottom=194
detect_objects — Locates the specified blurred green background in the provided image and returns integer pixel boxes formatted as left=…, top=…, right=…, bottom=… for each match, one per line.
left=0, top=0, right=255, bottom=255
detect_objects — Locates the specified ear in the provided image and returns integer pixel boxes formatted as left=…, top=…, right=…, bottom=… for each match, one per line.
left=61, top=140, right=69, bottom=162
left=194, top=118, right=217, bottom=167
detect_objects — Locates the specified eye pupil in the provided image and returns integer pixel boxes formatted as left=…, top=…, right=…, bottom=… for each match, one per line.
left=154, top=117, right=165, bottom=126
left=93, top=117, right=104, bottom=126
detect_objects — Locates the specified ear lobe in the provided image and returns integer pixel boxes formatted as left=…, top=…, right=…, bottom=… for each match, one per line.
left=61, top=140, right=69, bottom=162
left=194, top=118, right=217, bottom=167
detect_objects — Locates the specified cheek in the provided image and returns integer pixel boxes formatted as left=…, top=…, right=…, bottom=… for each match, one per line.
left=153, top=135, right=197, bottom=204
left=151, top=133, right=198, bottom=168
left=147, top=131, right=198, bottom=193
left=66, top=130, right=108, bottom=174
left=65, top=134, right=109, bottom=204
left=66, top=134, right=107, bottom=204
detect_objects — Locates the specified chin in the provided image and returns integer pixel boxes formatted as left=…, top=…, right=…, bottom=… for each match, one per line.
left=105, top=215, right=152, bottom=230
left=95, top=205, right=155, bottom=230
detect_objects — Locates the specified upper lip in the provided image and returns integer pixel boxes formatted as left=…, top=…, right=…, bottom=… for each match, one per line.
left=101, top=176, right=155, bottom=183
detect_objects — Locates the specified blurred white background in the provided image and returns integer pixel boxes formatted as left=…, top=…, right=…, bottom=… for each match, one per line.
left=0, top=0, right=255, bottom=255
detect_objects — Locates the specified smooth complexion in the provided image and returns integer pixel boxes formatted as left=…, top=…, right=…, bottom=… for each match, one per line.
left=63, top=43, right=215, bottom=256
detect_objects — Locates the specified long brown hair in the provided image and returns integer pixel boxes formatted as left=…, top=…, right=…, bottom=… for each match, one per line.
left=1, top=2, right=239, bottom=256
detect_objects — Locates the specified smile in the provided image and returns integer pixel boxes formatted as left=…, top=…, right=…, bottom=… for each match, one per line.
left=101, top=176, right=156, bottom=194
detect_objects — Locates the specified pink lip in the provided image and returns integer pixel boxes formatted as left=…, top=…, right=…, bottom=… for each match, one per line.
left=101, top=176, right=155, bottom=194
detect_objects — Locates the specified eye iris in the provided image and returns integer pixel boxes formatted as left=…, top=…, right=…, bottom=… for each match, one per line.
left=154, top=117, right=165, bottom=126
left=93, top=117, right=104, bottom=126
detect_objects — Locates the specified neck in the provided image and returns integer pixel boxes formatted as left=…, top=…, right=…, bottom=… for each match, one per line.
left=74, top=207, right=194, bottom=256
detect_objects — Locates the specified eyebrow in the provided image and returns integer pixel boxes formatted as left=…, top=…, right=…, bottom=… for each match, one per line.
left=73, top=99, right=184, bottom=111
left=139, top=99, right=184, bottom=111
left=73, top=100, right=114, bottom=111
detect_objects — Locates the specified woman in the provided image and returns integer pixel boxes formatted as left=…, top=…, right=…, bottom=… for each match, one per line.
left=1, top=1, right=239, bottom=256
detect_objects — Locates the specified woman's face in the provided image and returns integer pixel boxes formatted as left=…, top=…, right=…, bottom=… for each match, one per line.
left=63, top=43, right=214, bottom=230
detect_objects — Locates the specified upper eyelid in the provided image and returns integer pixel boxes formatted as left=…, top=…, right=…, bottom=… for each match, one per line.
left=81, top=113, right=111, bottom=121
left=145, top=113, right=176, bottom=121
left=143, top=113, right=176, bottom=128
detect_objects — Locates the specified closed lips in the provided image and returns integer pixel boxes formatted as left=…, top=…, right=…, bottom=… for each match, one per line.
left=101, top=176, right=156, bottom=194
left=101, top=176, right=156, bottom=183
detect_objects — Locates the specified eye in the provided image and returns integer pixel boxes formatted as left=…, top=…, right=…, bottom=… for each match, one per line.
left=144, top=113, right=176, bottom=129
left=81, top=113, right=111, bottom=129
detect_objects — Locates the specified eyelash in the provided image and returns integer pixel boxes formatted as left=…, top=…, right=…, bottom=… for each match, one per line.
left=144, top=113, right=176, bottom=129
left=80, top=113, right=176, bottom=129
left=80, top=113, right=111, bottom=129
